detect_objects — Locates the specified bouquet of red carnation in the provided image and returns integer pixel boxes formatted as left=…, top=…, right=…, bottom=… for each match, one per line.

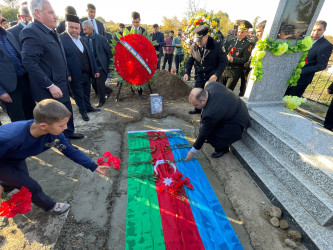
left=97, top=151, right=121, bottom=170
left=0, top=187, right=32, bottom=218
left=229, top=47, right=236, bottom=55
left=157, top=171, right=194, bottom=200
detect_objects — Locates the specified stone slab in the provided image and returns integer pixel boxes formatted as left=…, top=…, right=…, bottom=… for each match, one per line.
left=243, top=128, right=333, bottom=226
left=232, top=141, right=333, bottom=250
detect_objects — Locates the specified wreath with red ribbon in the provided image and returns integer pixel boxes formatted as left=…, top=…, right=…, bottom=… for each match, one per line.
left=110, top=28, right=158, bottom=89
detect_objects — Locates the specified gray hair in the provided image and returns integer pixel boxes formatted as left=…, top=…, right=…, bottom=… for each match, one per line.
left=82, top=20, right=93, bottom=29
left=30, top=0, right=50, bottom=17
left=20, top=5, right=30, bottom=17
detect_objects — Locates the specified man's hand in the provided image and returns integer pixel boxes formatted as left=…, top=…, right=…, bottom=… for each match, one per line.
left=95, top=73, right=100, bottom=78
left=49, top=85, right=63, bottom=99
left=328, top=88, right=332, bottom=94
left=208, top=75, right=217, bottom=82
left=0, top=93, right=12, bottom=103
left=185, top=150, right=196, bottom=161
left=0, top=185, right=4, bottom=200
left=183, top=74, right=189, bottom=82
left=95, top=165, right=109, bottom=175
left=227, top=54, right=233, bottom=62
left=68, top=76, right=72, bottom=82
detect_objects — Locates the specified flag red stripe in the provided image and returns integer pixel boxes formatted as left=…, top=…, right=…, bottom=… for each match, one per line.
left=147, top=131, right=204, bottom=249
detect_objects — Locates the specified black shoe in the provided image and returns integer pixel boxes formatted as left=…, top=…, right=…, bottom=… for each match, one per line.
left=87, top=108, right=101, bottom=112
left=81, top=113, right=89, bottom=121
left=188, top=109, right=201, bottom=115
left=211, top=148, right=229, bottom=158
left=96, top=102, right=105, bottom=108
left=68, top=133, right=84, bottom=140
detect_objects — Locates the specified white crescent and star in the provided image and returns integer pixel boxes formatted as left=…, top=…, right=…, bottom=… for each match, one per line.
left=153, top=160, right=177, bottom=174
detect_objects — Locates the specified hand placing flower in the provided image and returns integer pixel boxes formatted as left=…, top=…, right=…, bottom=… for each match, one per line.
left=97, top=151, right=121, bottom=171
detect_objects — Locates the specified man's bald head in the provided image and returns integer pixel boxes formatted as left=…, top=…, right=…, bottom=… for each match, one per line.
left=189, top=88, right=208, bottom=110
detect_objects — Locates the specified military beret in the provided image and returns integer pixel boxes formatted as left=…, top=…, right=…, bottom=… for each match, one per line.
left=65, top=14, right=80, bottom=24
left=237, top=20, right=253, bottom=31
left=193, top=25, right=208, bottom=42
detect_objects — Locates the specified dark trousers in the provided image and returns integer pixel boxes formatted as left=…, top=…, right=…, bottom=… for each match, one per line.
left=0, top=160, right=56, bottom=210
left=324, top=98, right=333, bottom=130
left=222, top=68, right=243, bottom=91
left=208, top=123, right=243, bottom=150
left=285, top=84, right=309, bottom=97
left=63, top=100, right=75, bottom=137
left=4, top=74, right=35, bottom=122
left=175, top=54, right=184, bottom=74
left=92, top=69, right=112, bottom=104
left=70, top=74, right=94, bottom=115
left=162, top=54, right=174, bottom=72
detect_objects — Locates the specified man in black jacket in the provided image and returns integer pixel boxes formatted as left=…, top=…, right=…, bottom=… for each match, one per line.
left=20, top=0, right=83, bottom=139
left=183, top=25, right=228, bottom=114
left=60, top=15, right=100, bottom=121
left=286, top=20, right=333, bottom=97
left=7, top=4, right=32, bottom=46
left=80, top=3, right=105, bottom=37
left=82, top=20, right=112, bottom=107
left=185, top=82, right=251, bottom=159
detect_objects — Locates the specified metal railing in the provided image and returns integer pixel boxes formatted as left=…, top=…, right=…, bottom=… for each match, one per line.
left=303, top=58, right=333, bottom=106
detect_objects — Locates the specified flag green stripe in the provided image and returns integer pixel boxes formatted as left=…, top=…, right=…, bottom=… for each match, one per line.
left=126, top=132, right=166, bottom=250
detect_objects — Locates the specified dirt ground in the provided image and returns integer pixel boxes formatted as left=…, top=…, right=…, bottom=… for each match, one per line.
left=0, top=73, right=306, bottom=249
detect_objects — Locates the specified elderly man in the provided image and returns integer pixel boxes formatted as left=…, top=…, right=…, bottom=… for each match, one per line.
left=185, top=82, right=251, bottom=160
left=60, top=15, right=100, bottom=121
left=222, top=20, right=254, bottom=92
left=82, top=20, right=112, bottom=107
left=285, top=20, right=333, bottom=97
left=80, top=3, right=105, bottom=36
left=8, top=5, right=32, bottom=46
left=20, top=0, right=83, bottom=139
left=183, top=25, right=228, bottom=114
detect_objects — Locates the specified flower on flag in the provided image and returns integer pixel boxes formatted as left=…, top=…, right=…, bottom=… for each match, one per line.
left=0, top=187, right=32, bottom=218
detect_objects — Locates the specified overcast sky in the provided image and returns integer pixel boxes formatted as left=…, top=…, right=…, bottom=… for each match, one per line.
left=2, top=0, right=333, bottom=35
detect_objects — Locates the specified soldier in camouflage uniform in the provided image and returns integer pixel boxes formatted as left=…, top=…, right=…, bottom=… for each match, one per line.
left=222, top=20, right=254, bottom=92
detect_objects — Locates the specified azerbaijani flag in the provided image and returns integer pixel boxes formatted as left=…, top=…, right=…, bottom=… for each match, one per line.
left=126, top=129, right=243, bottom=249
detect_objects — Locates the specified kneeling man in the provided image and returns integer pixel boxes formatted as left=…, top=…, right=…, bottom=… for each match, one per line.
left=186, top=82, right=251, bottom=160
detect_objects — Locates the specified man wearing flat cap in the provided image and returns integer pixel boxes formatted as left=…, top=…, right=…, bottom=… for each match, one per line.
left=60, top=14, right=101, bottom=122
left=183, top=25, right=228, bottom=114
left=222, top=20, right=254, bottom=93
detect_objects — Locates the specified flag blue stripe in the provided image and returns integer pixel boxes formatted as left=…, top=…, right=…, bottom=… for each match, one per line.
left=166, top=130, right=243, bottom=250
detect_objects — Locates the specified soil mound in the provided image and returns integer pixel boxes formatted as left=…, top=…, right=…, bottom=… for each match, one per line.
left=150, top=70, right=191, bottom=100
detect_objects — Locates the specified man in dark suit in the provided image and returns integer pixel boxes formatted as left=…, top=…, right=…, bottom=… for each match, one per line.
left=126, top=11, right=146, bottom=35
left=126, top=11, right=147, bottom=98
left=80, top=3, right=105, bottom=37
left=20, top=0, right=83, bottom=139
left=7, top=4, right=32, bottom=46
left=185, top=82, right=251, bottom=160
left=82, top=20, right=112, bottom=107
left=183, top=25, right=228, bottom=114
left=149, top=24, right=164, bottom=70
left=0, top=25, right=35, bottom=122
left=60, top=15, right=101, bottom=121
left=286, top=20, right=333, bottom=97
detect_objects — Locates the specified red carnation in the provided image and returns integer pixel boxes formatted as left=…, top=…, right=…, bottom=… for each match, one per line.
left=304, top=58, right=309, bottom=64
left=229, top=47, right=236, bottom=55
left=103, top=152, right=112, bottom=158
left=97, top=158, right=104, bottom=166
left=0, top=187, right=32, bottom=218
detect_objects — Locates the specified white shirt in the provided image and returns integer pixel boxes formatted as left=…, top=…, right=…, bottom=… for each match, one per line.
left=69, top=34, right=84, bottom=53
left=88, top=17, right=99, bottom=34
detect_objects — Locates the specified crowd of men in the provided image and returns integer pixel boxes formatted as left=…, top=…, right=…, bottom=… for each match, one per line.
left=0, top=0, right=333, bottom=216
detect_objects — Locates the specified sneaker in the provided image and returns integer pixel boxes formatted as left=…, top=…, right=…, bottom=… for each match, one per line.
left=47, top=202, right=70, bottom=214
